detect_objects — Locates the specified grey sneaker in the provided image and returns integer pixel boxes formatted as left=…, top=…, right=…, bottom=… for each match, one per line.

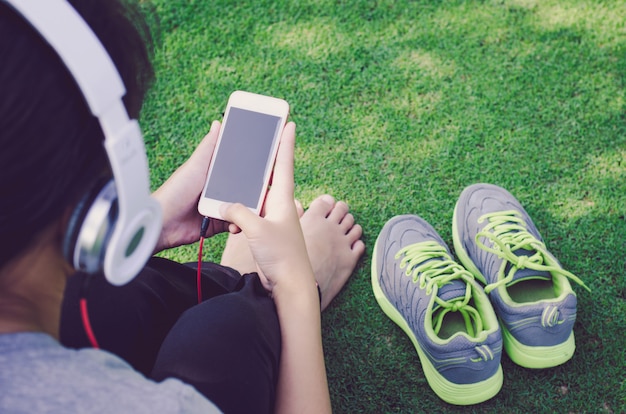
left=372, top=215, right=503, bottom=405
left=452, top=183, right=590, bottom=369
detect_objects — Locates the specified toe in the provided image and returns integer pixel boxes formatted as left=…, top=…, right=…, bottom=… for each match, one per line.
left=347, top=224, right=364, bottom=247
left=339, top=213, right=355, bottom=233
left=308, top=194, right=336, bottom=217
left=328, top=200, right=350, bottom=223
left=352, top=238, right=366, bottom=256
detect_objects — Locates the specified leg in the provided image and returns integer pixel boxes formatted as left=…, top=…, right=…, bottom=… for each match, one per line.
left=150, top=273, right=281, bottom=414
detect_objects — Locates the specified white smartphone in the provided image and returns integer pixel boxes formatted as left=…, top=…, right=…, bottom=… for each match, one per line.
left=197, top=90, right=290, bottom=220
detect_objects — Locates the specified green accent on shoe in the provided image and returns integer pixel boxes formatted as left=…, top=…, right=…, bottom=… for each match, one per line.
left=474, top=210, right=590, bottom=294
left=501, top=324, right=576, bottom=369
left=397, top=241, right=484, bottom=338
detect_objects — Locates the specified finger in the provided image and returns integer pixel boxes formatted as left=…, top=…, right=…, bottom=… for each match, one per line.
left=269, top=121, right=296, bottom=197
left=198, top=121, right=221, bottom=154
left=188, top=121, right=221, bottom=168
left=228, top=223, right=242, bottom=234
left=220, top=202, right=262, bottom=236
left=207, top=217, right=230, bottom=236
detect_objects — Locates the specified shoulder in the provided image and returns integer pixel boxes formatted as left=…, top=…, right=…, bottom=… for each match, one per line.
left=0, top=333, right=221, bottom=414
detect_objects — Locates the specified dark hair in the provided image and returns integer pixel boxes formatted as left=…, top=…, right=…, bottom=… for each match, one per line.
left=0, top=0, right=157, bottom=268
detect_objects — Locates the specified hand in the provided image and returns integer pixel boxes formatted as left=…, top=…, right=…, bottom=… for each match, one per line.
left=152, top=121, right=229, bottom=253
left=219, top=122, right=315, bottom=295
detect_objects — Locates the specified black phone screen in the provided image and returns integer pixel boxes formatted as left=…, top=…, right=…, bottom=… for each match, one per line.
left=203, top=107, right=282, bottom=208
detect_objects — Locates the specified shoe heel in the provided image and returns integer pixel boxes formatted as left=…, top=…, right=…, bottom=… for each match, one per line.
left=502, top=326, right=575, bottom=368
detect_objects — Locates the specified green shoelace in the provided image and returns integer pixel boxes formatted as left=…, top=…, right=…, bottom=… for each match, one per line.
left=396, top=241, right=483, bottom=337
left=475, top=210, right=591, bottom=294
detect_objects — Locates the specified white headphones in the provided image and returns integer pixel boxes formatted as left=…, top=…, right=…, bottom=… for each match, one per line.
left=5, top=0, right=163, bottom=285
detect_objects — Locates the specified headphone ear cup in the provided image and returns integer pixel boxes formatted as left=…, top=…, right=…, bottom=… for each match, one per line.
left=62, top=179, right=118, bottom=273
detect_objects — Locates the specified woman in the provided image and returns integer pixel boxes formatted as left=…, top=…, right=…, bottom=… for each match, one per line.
left=0, top=0, right=365, bottom=412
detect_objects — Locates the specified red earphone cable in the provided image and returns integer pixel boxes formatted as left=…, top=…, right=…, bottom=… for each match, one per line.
left=197, top=217, right=210, bottom=304
left=197, top=236, right=205, bottom=304
left=79, top=298, right=100, bottom=349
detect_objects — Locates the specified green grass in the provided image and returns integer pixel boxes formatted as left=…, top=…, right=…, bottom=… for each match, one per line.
left=141, top=0, right=626, bottom=412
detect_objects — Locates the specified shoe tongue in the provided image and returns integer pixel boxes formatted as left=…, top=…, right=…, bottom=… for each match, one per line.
left=506, top=248, right=552, bottom=285
left=435, top=279, right=468, bottom=305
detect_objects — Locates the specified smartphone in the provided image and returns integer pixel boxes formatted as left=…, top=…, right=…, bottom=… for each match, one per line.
left=197, top=91, right=290, bottom=220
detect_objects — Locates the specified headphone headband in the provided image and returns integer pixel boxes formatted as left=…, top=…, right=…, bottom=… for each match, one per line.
left=7, top=0, right=126, bottom=130
left=5, top=0, right=162, bottom=285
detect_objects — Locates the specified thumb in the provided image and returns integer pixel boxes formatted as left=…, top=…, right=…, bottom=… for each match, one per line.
left=219, top=202, right=261, bottom=235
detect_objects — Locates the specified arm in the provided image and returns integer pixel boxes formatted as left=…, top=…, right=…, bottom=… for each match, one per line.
left=272, top=281, right=331, bottom=414
left=152, top=121, right=229, bottom=253
left=220, top=122, right=332, bottom=414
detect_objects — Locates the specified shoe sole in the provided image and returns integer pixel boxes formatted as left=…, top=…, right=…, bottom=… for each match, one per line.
left=502, top=324, right=575, bottom=368
left=452, top=203, right=576, bottom=369
left=371, top=234, right=503, bottom=405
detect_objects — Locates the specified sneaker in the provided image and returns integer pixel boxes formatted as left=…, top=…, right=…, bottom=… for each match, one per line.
left=452, top=183, right=590, bottom=369
left=372, top=215, right=503, bottom=405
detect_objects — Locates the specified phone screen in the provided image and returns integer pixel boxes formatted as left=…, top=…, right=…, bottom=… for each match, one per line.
left=203, top=107, right=282, bottom=208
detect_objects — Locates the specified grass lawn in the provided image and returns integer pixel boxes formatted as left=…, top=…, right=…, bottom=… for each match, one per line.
left=142, top=0, right=625, bottom=412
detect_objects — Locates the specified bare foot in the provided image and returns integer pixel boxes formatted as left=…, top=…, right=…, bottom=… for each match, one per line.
left=221, top=196, right=365, bottom=311
left=300, top=195, right=365, bottom=311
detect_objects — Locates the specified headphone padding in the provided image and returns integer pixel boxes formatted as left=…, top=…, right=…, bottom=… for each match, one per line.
left=62, top=178, right=117, bottom=273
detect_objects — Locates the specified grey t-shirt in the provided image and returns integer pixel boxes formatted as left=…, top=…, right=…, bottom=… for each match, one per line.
left=0, top=332, right=221, bottom=413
